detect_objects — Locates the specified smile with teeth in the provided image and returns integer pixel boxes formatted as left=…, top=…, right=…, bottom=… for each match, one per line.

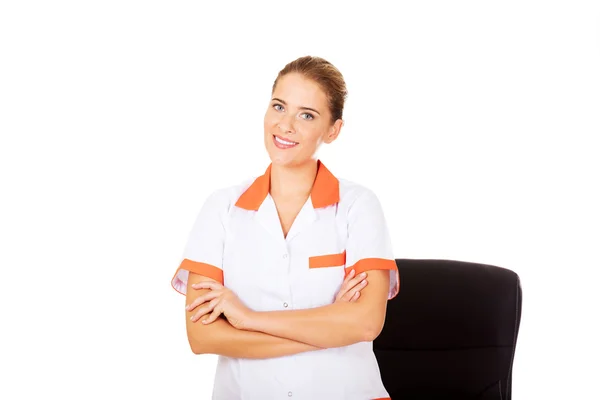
left=273, top=134, right=299, bottom=149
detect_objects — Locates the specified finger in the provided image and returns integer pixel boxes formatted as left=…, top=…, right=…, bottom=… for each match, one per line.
left=191, top=281, right=223, bottom=291
left=342, top=279, right=368, bottom=301
left=186, top=290, right=219, bottom=311
left=350, top=291, right=361, bottom=302
left=344, top=269, right=356, bottom=283
left=186, top=290, right=220, bottom=312
left=335, top=270, right=356, bottom=300
left=190, top=297, right=220, bottom=322
left=338, top=272, right=367, bottom=300
left=339, top=269, right=355, bottom=290
left=347, top=272, right=367, bottom=289
left=201, top=306, right=222, bottom=325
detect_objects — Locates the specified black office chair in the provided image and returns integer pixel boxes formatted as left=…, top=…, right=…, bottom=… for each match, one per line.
left=374, top=259, right=522, bottom=400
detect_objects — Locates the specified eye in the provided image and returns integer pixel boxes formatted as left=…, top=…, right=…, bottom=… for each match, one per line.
left=301, top=113, right=314, bottom=121
left=273, top=103, right=284, bottom=111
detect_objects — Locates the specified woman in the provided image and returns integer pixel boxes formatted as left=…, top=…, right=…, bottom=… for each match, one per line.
left=171, top=56, right=400, bottom=400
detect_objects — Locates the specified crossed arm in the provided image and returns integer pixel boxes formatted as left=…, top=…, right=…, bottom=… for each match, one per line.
left=185, top=270, right=390, bottom=358
left=185, top=273, right=319, bottom=359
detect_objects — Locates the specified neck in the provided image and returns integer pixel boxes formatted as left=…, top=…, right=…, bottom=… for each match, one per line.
left=270, top=159, right=318, bottom=199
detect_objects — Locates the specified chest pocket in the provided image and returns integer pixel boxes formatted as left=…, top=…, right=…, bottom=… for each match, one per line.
left=290, top=210, right=348, bottom=308
left=302, top=250, right=347, bottom=308
left=309, top=251, right=346, bottom=269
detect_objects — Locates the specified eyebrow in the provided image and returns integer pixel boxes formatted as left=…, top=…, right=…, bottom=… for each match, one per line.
left=271, top=98, right=321, bottom=115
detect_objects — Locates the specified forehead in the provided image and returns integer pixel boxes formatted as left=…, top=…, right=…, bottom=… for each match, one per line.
left=273, top=73, right=328, bottom=107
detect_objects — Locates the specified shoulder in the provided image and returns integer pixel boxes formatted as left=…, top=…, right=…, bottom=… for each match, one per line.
left=200, top=176, right=259, bottom=213
left=338, top=178, right=382, bottom=210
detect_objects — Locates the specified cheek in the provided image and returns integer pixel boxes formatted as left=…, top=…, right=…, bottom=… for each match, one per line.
left=304, top=127, right=325, bottom=145
left=264, top=110, right=278, bottom=126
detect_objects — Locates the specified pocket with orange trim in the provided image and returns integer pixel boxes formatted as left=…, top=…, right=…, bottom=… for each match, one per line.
left=308, top=250, right=346, bottom=269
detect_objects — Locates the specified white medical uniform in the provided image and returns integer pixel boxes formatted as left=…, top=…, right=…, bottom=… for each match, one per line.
left=172, top=160, right=399, bottom=400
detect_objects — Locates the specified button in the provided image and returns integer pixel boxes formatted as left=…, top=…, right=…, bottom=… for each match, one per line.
left=283, top=254, right=288, bottom=259
left=283, top=302, right=288, bottom=308
left=288, top=392, right=293, bottom=397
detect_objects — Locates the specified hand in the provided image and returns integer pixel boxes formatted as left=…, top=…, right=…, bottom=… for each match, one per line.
left=186, top=281, right=253, bottom=330
left=335, top=269, right=368, bottom=303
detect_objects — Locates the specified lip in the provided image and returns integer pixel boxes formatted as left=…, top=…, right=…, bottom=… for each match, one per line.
left=272, top=134, right=299, bottom=150
left=273, top=134, right=298, bottom=145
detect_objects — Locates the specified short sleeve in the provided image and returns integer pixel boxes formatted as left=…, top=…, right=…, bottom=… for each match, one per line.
left=345, top=189, right=399, bottom=300
left=170, top=189, right=227, bottom=296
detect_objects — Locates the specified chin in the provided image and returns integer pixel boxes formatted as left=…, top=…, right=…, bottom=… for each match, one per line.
left=268, top=153, right=294, bottom=166
left=270, top=154, right=315, bottom=170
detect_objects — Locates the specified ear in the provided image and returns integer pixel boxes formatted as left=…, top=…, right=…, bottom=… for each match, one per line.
left=324, top=119, right=344, bottom=144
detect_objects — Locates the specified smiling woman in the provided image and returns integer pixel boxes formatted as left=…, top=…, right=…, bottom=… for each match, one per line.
left=264, top=59, right=346, bottom=168
left=171, top=55, right=399, bottom=400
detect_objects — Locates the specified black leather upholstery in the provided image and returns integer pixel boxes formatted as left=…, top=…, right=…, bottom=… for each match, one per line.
left=373, top=259, right=522, bottom=399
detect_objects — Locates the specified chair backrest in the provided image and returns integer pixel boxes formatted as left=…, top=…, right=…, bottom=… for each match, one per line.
left=373, top=259, right=522, bottom=400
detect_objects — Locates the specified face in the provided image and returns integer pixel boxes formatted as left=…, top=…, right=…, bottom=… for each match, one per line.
left=264, top=72, right=343, bottom=168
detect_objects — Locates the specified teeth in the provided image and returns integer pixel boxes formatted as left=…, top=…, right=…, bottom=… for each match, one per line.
left=275, top=136, right=297, bottom=146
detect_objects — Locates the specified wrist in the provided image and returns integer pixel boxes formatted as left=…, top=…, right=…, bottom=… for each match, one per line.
left=244, top=310, right=263, bottom=332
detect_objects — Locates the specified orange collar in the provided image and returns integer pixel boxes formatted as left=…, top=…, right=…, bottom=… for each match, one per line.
left=235, top=160, right=340, bottom=210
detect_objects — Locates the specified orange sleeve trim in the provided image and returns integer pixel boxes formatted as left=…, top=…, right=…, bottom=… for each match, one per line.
left=309, top=251, right=346, bottom=268
left=345, top=258, right=400, bottom=300
left=172, top=259, right=224, bottom=285
left=345, top=257, right=397, bottom=276
left=180, top=259, right=223, bottom=283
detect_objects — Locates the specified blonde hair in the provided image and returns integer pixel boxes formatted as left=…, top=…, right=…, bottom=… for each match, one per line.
left=272, top=56, right=348, bottom=124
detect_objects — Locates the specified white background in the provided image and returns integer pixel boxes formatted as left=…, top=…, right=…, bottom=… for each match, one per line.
left=1, top=1, right=599, bottom=398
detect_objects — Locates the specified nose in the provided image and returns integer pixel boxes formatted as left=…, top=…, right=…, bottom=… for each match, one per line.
left=277, top=113, right=296, bottom=135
